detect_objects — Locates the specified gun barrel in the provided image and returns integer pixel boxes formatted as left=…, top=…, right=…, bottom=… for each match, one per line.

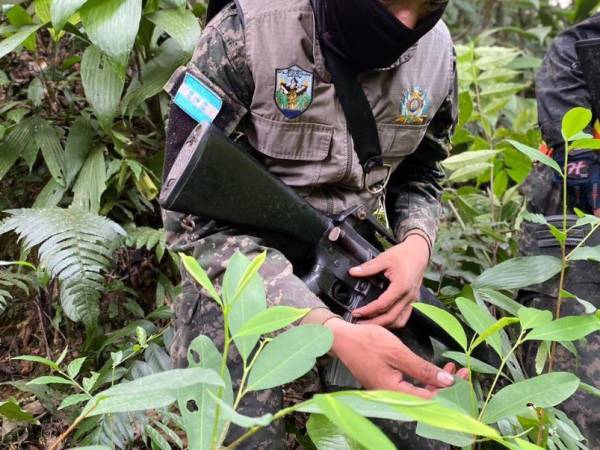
left=160, top=123, right=331, bottom=245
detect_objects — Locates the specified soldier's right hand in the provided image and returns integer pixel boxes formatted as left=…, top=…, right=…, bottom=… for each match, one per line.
left=324, top=318, right=468, bottom=399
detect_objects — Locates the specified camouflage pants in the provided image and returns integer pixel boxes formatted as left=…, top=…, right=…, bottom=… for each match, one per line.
left=520, top=291, right=600, bottom=449
left=166, top=214, right=449, bottom=449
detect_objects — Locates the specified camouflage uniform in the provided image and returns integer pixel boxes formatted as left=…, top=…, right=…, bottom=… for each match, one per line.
left=163, top=3, right=456, bottom=448
left=518, top=15, right=600, bottom=448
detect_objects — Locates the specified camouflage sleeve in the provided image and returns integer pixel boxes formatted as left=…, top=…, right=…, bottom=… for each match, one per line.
left=385, top=61, right=457, bottom=252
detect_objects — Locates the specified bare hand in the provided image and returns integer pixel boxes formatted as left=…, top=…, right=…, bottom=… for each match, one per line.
left=349, top=234, right=429, bottom=328
left=324, top=319, right=468, bottom=399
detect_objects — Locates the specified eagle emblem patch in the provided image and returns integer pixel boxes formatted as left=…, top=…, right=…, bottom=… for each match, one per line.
left=275, top=65, right=314, bottom=119
left=396, top=86, right=430, bottom=125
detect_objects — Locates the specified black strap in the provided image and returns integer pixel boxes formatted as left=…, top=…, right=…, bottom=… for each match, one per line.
left=311, top=0, right=383, bottom=171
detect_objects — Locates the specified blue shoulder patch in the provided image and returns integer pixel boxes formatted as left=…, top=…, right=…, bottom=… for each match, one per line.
left=174, top=73, right=223, bottom=124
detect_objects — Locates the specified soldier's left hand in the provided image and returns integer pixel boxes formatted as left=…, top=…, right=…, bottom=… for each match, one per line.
left=349, top=234, right=429, bottom=328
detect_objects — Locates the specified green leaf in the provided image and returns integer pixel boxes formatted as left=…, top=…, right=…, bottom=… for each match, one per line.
left=569, top=245, right=600, bottom=262
left=517, top=307, right=553, bottom=330
left=34, top=119, right=67, bottom=187
left=525, top=315, right=600, bottom=342
left=225, top=252, right=267, bottom=361
left=0, top=24, right=44, bottom=60
left=67, top=446, right=113, bottom=450
left=247, top=325, right=333, bottom=391
left=51, top=0, right=88, bottom=31
left=184, top=335, right=233, bottom=450
left=475, top=288, right=522, bottom=316
left=234, top=306, right=310, bottom=338
left=84, top=368, right=224, bottom=417
left=534, top=341, right=550, bottom=375
left=562, top=107, right=592, bottom=141
left=448, top=162, right=493, bottom=182
left=307, top=414, right=364, bottom=450
left=28, top=375, right=74, bottom=386
left=146, top=8, right=201, bottom=55
left=0, top=399, right=39, bottom=424
left=12, top=355, right=59, bottom=370
left=473, top=256, right=562, bottom=290
left=442, top=351, right=499, bottom=376
left=71, top=147, right=106, bottom=213
left=568, top=138, right=600, bottom=150
left=207, top=391, right=273, bottom=428
left=514, top=438, right=546, bottom=450
left=59, top=393, right=91, bottom=410
left=81, top=46, right=124, bottom=127
left=481, top=372, right=580, bottom=424
left=64, top=117, right=94, bottom=186
left=67, top=357, right=86, bottom=379
left=579, top=382, right=600, bottom=397
left=442, top=150, right=500, bottom=170
left=507, top=140, right=562, bottom=175
left=180, top=253, right=221, bottom=305
left=80, top=0, right=142, bottom=68
left=456, top=297, right=502, bottom=356
left=412, top=303, right=467, bottom=351
left=471, top=317, right=520, bottom=351
left=315, top=395, right=396, bottom=450
left=574, top=0, right=600, bottom=21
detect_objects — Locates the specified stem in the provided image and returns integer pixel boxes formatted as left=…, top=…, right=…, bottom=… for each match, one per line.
left=566, top=222, right=600, bottom=260
left=478, top=331, right=526, bottom=421
left=223, top=406, right=297, bottom=450
left=549, top=142, right=570, bottom=372
left=211, top=309, right=232, bottom=449
left=47, top=407, right=95, bottom=450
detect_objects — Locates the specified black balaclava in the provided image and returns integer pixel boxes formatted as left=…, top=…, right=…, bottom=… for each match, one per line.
left=315, top=0, right=447, bottom=73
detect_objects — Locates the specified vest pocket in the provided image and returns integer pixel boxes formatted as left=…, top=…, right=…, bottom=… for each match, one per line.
left=247, top=113, right=334, bottom=186
left=378, top=122, right=429, bottom=159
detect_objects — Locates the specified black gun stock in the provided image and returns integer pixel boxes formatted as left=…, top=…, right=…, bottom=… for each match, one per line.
left=160, top=123, right=462, bottom=387
left=576, top=38, right=600, bottom=119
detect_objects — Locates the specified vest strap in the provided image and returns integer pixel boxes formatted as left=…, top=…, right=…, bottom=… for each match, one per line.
left=311, top=0, right=384, bottom=172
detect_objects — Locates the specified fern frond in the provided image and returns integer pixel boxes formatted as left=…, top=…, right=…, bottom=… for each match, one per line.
left=0, top=269, right=38, bottom=315
left=124, top=224, right=167, bottom=261
left=0, top=208, right=126, bottom=326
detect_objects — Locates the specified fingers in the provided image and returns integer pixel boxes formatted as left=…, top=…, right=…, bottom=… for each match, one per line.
left=349, top=255, right=387, bottom=278
left=397, top=381, right=437, bottom=400
left=456, top=368, right=469, bottom=380
left=354, top=283, right=417, bottom=319
left=358, top=302, right=413, bottom=329
left=392, top=343, right=455, bottom=388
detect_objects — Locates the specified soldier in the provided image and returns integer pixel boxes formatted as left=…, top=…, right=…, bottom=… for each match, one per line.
left=162, top=0, right=465, bottom=448
left=520, top=13, right=600, bottom=449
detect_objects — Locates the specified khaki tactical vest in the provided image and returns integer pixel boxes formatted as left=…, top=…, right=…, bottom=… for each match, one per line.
left=236, top=0, right=454, bottom=216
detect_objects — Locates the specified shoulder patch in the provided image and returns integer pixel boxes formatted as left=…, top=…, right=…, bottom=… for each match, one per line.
left=396, top=86, right=431, bottom=125
left=174, top=73, right=223, bottom=124
left=275, top=65, right=314, bottom=120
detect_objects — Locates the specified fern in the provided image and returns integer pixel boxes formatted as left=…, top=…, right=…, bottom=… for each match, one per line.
left=0, top=208, right=126, bottom=327
left=0, top=269, right=37, bottom=315
left=124, top=224, right=167, bottom=261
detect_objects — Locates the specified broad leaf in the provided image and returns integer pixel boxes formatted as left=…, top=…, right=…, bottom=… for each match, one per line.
left=0, top=399, right=39, bottom=424
left=517, top=307, right=553, bottom=330
left=307, top=414, right=364, bottom=450
left=525, top=315, right=600, bottom=342
left=51, top=0, right=88, bottom=31
left=247, top=325, right=333, bottom=391
left=147, top=8, right=201, bottom=54
left=315, top=395, right=395, bottom=450
left=81, top=46, right=124, bottom=127
left=413, top=303, right=467, bottom=351
left=80, top=0, right=142, bottom=67
left=180, top=253, right=221, bottom=305
left=473, top=256, right=562, bottom=290
left=71, top=147, right=106, bottom=213
left=562, top=107, right=592, bottom=141
left=481, top=372, right=580, bottom=424
left=507, top=140, right=562, bottom=175
left=234, top=306, right=310, bottom=338
left=456, top=297, right=502, bottom=356
left=67, top=357, right=86, bottom=379
left=471, top=317, right=520, bottom=351
left=0, top=24, right=44, bottom=60
left=442, top=351, right=499, bottom=376
left=569, top=245, right=600, bottom=262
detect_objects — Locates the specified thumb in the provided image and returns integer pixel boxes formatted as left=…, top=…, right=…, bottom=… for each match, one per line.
left=349, top=255, right=387, bottom=277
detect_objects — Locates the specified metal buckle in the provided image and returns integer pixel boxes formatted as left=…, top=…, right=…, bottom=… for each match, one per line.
left=365, top=164, right=392, bottom=195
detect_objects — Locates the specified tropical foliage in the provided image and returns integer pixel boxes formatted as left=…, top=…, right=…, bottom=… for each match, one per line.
left=1, top=0, right=600, bottom=449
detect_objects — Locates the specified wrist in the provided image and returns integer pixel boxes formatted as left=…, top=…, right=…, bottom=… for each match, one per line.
left=323, top=317, right=353, bottom=358
left=403, top=231, right=432, bottom=262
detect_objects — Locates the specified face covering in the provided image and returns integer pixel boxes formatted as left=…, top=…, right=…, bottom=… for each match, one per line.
left=315, top=0, right=447, bottom=73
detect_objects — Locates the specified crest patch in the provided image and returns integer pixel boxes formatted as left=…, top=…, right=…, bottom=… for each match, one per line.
left=396, top=86, right=430, bottom=125
left=275, top=65, right=314, bottom=119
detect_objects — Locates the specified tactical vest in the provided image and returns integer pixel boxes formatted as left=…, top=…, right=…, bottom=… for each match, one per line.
left=234, top=0, right=454, bottom=216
